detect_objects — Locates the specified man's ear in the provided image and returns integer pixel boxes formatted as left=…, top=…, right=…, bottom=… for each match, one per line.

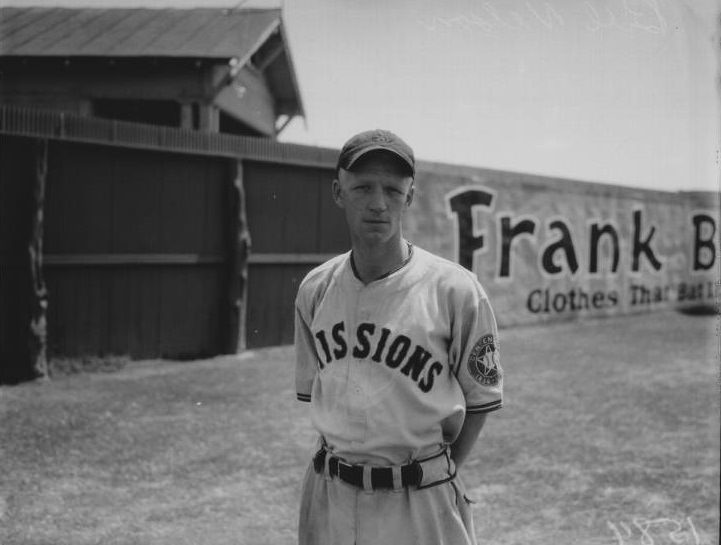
left=332, top=178, right=344, bottom=208
left=406, top=181, right=415, bottom=207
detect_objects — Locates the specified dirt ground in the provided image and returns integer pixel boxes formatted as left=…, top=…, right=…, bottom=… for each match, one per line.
left=0, top=309, right=719, bottom=545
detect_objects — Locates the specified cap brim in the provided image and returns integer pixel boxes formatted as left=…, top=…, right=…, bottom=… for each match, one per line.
left=344, top=145, right=414, bottom=175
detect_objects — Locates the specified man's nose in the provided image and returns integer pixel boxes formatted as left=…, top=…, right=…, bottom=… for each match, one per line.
left=367, top=187, right=387, bottom=211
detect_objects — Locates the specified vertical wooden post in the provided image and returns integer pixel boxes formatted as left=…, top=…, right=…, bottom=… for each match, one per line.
left=180, top=102, right=194, bottom=130
left=226, top=159, right=251, bottom=352
left=198, top=103, right=219, bottom=132
left=29, top=138, right=48, bottom=379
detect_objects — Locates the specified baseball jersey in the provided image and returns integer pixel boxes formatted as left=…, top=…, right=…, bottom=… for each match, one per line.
left=294, top=244, right=503, bottom=466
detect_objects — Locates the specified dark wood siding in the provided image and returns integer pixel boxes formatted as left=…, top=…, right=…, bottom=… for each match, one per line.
left=44, top=141, right=229, bottom=359
left=245, top=263, right=312, bottom=348
left=93, top=98, right=182, bottom=127
left=243, top=161, right=349, bottom=348
left=0, top=136, right=35, bottom=381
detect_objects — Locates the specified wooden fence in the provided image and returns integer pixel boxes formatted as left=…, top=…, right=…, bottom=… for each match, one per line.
left=1, top=105, right=716, bottom=384
left=0, top=106, right=344, bottom=383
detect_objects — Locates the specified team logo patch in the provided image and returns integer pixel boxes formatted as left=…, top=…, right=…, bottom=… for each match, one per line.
left=467, top=334, right=500, bottom=386
left=371, top=130, right=393, bottom=144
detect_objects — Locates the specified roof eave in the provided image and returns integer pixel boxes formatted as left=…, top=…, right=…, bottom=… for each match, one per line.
left=277, top=15, right=305, bottom=121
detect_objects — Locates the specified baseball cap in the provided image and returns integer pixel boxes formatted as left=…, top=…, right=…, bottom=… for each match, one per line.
left=336, top=129, right=415, bottom=177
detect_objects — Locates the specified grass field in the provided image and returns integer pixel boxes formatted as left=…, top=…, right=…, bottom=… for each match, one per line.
left=0, top=309, right=719, bottom=545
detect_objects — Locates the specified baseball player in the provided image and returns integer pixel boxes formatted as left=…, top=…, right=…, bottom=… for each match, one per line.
left=294, top=129, right=503, bottom=545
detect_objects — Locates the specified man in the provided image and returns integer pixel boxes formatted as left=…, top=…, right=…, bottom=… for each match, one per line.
left=294, top=129, right=503, bottom=545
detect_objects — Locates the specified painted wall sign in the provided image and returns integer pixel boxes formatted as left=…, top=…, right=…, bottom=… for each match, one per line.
left=403, top=167, right=719, bottom=326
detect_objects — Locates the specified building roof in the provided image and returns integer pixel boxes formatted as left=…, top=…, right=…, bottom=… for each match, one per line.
left=0, top=7, right=279, bottom=59
left=0, top=7, right=305, bottom=122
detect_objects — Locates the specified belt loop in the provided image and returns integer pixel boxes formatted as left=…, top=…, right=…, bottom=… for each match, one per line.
left=391, top=465, right=403, bottom=492
left=444, top=446, right=457, bottom=479
left=362, top=465, right=373, bottom=494
left=323, top=449, right=332, bottom=481
left=312, top=447, right=324, bottom=474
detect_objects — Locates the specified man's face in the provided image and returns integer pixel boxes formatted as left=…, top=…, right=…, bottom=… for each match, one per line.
left=333, top=151, right=414, bottom=246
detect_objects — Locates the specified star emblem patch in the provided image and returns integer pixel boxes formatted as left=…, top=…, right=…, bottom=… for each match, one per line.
left=467, top=334, right=500, bottom=386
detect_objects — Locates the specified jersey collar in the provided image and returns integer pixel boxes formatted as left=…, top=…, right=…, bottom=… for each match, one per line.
left=349, top=241, right=414, bottom=285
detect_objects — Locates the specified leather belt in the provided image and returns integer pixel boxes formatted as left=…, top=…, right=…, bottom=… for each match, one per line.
left=313, top=446, right=423, bottom=490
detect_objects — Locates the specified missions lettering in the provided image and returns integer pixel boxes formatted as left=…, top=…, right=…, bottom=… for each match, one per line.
left=314, top=322, right=444, bottom=393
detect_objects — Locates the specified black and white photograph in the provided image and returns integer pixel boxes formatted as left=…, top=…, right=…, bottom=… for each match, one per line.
left=0, top=1, right=718, bottom=544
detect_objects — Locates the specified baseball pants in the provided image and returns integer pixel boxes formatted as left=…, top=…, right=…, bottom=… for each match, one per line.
left=298, top=460, right=478, bottom=545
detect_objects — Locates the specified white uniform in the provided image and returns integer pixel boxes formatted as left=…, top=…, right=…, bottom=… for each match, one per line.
left=295, top=244, right=503, bottom=545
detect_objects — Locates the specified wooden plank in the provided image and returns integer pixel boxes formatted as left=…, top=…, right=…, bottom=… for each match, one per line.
left=68, top=144, right=226, bottom=256
left=200, top=159, right=226, bottom=255
left=45, top=142, right=113, bottom=254
left=246, top=263, right=315, bottom=348
left=317, top=168, right=351, bottom=253
left=157, top=266, right=223, bottom=358
left=243, top=160, right=348, bottom=255
left=0, top=136, right=34, bottom=383
left=1, top=264, right=32, bottom=377
left=108, top=266, right=131, bottom=355
left=242, top=159, right=349, bottom=348
left=244, top=161, right=322, bottom=253
left=111, top=147, right=162, bottom=253
left=286, top=165, right=322, bottom=253
left=160, top=155, right=209, bottom=253
left=47, top=264, right=226, bottom=358
left=108, top=266, right=162, bottom=358
left=41, top=140, right=229, bottom=360
left=76, top=267, right=107, bottom=356
left=45, top=264, right=108, bottom=356
left=280, top=264, right=309, bottom=345
left=246, top=264, right=281, bottom=348
left=107, top=266, right=159, bottom=357
left=43, top=254, right=225, bottom=266
left=45, top=268, right=67, bottom=357
left=43, top=140, right=67, bottom=255
left=0, top=136, right=34, bottom=254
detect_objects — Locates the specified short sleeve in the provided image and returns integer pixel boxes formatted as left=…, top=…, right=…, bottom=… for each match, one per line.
left=294, top=296, right=317, bottom=403
left=449, top=279, right=503, bottom=414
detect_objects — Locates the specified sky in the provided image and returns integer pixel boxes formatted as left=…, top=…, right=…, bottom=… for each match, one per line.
left=3, top=0, right=720, bottom=192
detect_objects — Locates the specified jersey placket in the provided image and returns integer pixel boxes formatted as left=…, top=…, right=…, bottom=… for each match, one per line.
left=346, top=275, right=370, bottom=449
left=349, top=277, right=392, bottom=452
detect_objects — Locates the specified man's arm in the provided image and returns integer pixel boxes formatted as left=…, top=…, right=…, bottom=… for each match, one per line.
left=294, top=305, right=317, bottom=403
left=449, top=412, right=488, bottom=468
